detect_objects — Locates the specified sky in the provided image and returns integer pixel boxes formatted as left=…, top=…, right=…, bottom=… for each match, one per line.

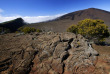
left=0, top=0, right=110, bottom=23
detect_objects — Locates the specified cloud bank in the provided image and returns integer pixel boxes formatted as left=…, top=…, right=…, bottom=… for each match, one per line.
left=0, top=13, right=64, bottom=23
left=0, top=8, right=65, bottom=23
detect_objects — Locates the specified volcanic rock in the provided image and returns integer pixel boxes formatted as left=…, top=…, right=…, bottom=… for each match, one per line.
left=0, top=32, right=99, bottom=74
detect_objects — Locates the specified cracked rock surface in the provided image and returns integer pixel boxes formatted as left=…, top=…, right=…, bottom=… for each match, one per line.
left=0, top=32, right=99, bottom=74
left=29, top=32, right=99, bottom=74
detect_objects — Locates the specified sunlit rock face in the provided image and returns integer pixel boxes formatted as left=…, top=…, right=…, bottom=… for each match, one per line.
left=29, top=32, right=99, bottom=74
left=0, top=32, right=99, bottom=74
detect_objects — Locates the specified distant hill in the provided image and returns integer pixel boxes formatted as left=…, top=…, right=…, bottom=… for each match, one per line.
left=26, top=8, right=110, bottom=32
left=0, top=18, right=26, bottom=32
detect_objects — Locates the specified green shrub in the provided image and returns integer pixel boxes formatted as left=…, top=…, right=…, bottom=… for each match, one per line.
left=67, top=19, right=110, bottom=43
left=15, top=31, right=19, bottom=33
left=18, top=27, right=36, bottom=33
left=36, top=29, right=42, bottom=32
left=18, top=27, right=24, bottom=32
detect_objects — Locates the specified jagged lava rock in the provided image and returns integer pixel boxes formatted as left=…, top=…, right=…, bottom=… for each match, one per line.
left=0, top=32, right=99, bottom=74
left=0, top=33, right=38, bottom=74
left=29, top=32, right=99, bottom=74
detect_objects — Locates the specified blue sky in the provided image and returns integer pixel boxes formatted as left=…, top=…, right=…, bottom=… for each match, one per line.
left=0, top=0, right=110, bottom=23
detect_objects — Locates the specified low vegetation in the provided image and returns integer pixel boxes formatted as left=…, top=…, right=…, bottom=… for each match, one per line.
left=67, top=19, right=110, bottom=44
left=0, top=27, right=10, bottom=34
left=17, top=27, right=42, bottom=33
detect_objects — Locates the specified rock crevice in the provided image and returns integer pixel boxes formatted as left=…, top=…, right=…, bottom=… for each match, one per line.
left=0, top=32, right=99, bottom=74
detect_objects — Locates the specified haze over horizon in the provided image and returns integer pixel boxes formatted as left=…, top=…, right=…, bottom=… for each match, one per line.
left=0, top=0, right=110, bottom=23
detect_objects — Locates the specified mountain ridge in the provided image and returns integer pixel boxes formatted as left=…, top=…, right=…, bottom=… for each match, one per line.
left=0, top=18, right=26, bottom=32
left=26, top=8, right=110, bottom=32
left=1, top=8, right=110, bottom=32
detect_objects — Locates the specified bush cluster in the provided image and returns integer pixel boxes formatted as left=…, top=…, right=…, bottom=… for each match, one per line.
left=67, top=19, right=110, bottom=43
left=17, top=27, right=41, bottom=33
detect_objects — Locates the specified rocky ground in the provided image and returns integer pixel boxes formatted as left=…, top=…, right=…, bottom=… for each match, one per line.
left=92, top=44, right=110, bottom=74
left=0, top=32, right=110, bottom=74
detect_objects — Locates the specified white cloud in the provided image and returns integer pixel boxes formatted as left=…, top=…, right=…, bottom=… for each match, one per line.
left=0, top=14, right=65, bottom=23
left=0, top=8, right=4, bottom=13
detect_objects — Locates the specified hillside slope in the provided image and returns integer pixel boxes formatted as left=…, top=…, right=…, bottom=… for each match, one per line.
left=27, top=8, right=110, bottom=32
left=0, top=18, right=26, bottom=32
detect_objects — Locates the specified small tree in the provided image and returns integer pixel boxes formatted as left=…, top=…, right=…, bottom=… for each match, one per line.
left=67, top=19, right=109, bottom=43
